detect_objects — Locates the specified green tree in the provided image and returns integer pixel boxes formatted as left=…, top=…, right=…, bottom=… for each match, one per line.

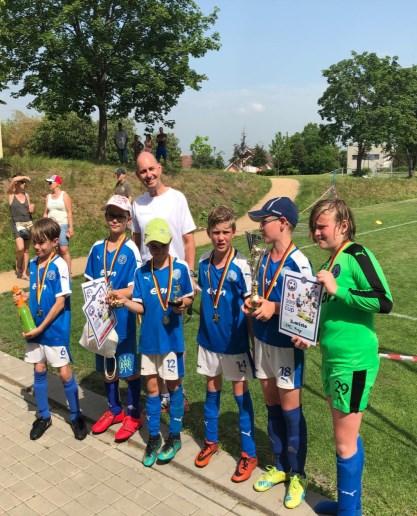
left=0, top=1, right=220, bottom=161
left=190, top=135, right=213, bottom=168
left=250, top=144, right=268, bottom=167
left=318, top=51, right=401, bottom=173
left=1, top=111, right=40, bottom=156
left=269, top=132, right=292, bottom=174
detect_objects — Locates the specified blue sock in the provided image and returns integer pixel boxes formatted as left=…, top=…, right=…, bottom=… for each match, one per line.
left=234, top=391, right=256, bottom=458
left=146, top=394, right=161, bottom=438
left=105, top=380, right=122, bottom=415
left=267, top=404, right=290, bottom=472
left=169, top=385, right=184, bottom=436
left=63, top=376, right=81, bottom=422
left=337, top=444, right=363, bottom=515
left=282, top=406, right=307, bottom=475
left=127, top=378, right=141, bottom=419
left=204, top=390, right=221, bottom=443
left=34, top=370, right=50, bottom=420
left=314, top=437, right=364, bottom=516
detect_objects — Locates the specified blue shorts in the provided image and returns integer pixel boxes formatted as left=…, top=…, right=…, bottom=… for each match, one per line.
left=96, top=336, right=138, bottom=378
left=156, top=147, right=167, bottom=161
left=59, top=224, right=70, bottom=246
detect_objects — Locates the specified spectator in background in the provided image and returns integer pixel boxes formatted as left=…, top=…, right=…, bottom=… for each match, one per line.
left=7, top=174, right=35, bottom=280
left=156, top=127, right=168, bottom=163
left=144, top=134, right=153, bottom=153
left=43, top=175, right=74, bottom=274
left=114, top=168, right=132, bottom=202
left=114, top=123, right=129, bottom=164
left=132, top=135, right=144, bottom=162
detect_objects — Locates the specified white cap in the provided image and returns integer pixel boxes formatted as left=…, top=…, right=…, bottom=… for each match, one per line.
left=105, top=195, right=132, bottom=216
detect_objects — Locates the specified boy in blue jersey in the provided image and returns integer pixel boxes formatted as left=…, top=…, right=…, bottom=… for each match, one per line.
left=13, top=218, right=87, bottom=441
left=114, top=218, right=194, bottom=466
left=243, top=197, right=312, bottom=510
left=84, top=195, right=143, bottom=442
left=194, top=206, right=258, bottom=482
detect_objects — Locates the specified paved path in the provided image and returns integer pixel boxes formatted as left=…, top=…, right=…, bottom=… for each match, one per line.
left=0, top=178, right=299, bottom=294
left=0, top=351, right=323, bottom=516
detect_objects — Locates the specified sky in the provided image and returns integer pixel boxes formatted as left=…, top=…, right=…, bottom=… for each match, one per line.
left=1, top=0, right=417, bottom=159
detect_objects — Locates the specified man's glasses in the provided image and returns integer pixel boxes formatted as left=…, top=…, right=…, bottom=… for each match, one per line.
left=105, top=212, right=128, bottom=221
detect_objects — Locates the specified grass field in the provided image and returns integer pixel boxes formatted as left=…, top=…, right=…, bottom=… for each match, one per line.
left=0, top=169, right=416, bottom=514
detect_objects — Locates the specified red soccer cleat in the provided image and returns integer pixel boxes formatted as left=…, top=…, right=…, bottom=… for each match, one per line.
left=194, top=440, right=219, bottom=468
left=114, top=415, right=143, bottom=443
left=91, top=410, right=125, bottom=435
left=231, top=452, right=258, bottom=483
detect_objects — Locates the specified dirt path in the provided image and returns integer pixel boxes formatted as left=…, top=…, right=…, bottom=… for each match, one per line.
left=0, top=177, right=299, bottom=294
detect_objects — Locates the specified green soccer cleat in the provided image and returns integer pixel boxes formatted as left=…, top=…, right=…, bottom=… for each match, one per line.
left=284, top=473, right=307, bottom=509
left=157, top=433, right=181, bottom=462
left=253, top=465, right=289, bottom=492
left=143, top=434, right=162, bottom=467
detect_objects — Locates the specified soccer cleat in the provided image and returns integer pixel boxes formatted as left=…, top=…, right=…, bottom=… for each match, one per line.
left=284, top=474, right=307, bottom=509
left=91, top=409, right=125, bottom=434
left=70, top=414, right=88, bottom=440
left=231, top=452, right=258, bottom=483
left=143, top=434, right=162, bottom=467
left=194, top=440, right=219, bottom=468
left=157, top=433, right=182, bottom=462
left=114, top=415, right=142, bottom=443
left=253, top=465, right=290, bottom=492
left=30, top=417, right=52, bottom=440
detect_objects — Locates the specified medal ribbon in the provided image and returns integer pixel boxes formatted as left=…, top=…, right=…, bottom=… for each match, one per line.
left=262, top=242, right=295, bottom=300
left=36, top=253, right=56, bottom=304
left=103, top=236, right=127, bottom=284
left=325, top=240, right=351, bottom=272
left=208, top=247, right=235, bottom=310
left=151, top=255, right=173, bottom=312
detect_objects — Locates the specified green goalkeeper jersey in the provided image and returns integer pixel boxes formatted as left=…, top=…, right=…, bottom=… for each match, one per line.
left=319, top=242, right=393, bottom=368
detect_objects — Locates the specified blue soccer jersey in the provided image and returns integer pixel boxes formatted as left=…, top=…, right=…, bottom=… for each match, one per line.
left=197, top=250, right=251, bottom=354
left=253, top=248, right=313, bottom=348
left=28, top=255, right=71, bottom=347
left=132, top=257, right=193, bottom=355
left=84, top=238, right=141, bottom=341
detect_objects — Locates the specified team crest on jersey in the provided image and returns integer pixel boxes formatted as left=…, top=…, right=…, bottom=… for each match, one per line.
left=47, top=270, right=56, bottom=281
left=118, top=254, right=127, bottom=265
left=227, top=270, right=237, bottom=282
left=332, top=264, right=341, bottom=278
left=173, top=268, right=182, bottom=280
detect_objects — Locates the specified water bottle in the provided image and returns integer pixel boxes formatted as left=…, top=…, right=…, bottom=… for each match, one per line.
left=12, top=286, right=36, bottom=333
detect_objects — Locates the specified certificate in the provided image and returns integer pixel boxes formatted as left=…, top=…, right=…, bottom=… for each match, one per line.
left=81, top=278, right=117, bottom=348
left=279, top=271, right=323, bottom=345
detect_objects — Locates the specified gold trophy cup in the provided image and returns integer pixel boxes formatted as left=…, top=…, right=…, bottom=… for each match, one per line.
left=245, top=231, right=268, bottom=310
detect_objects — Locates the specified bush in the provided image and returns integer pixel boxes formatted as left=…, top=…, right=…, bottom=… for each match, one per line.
left=1, top=111, right=41, bottom=156
left=353, top=167, right=371, bottom=177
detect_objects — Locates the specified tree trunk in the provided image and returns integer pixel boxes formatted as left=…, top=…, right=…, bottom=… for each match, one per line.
left=356, top=142, right=364, bottom=174
left=97, top=105, right=107, bottom=161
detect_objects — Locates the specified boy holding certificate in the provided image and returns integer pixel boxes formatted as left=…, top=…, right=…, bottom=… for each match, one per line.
left=114, top=218, right=194, bottom=466
left=194, top=206, right=257, bottom=482
left=13, top=218, right=87, bottom=441
left=293, top=199, right=392, bottom=515
left=243, top=197, right=312, bottom=510
left=84, top=195, right=142, bottom=442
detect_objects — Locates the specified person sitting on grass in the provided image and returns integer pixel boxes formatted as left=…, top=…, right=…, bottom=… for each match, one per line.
left=194, top=205, right=257, bottom=483
left=84, top=195, right=142, bottom=443
left=243, top=197, right=313, bottom=510
left=113, top=218, right=194, bottom=467
left=13, top=218, right=87, bottom=441
left=293, top=199, right=393, bottom=516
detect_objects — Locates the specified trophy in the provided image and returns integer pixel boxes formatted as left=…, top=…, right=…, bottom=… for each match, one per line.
left=168, top=280, right=182, bottom=307
left=245, top=231, right=268, bottom=310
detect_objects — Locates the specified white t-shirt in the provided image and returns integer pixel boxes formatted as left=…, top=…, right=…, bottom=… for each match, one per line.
left=132, top=187, right=196, bottom=262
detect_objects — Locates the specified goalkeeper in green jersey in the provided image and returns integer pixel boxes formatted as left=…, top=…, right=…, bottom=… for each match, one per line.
left=293, top=199, right=392, bottom=516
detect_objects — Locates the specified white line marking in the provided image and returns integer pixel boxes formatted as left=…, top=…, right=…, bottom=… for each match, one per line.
left=389, top=312, right=417, bottom=322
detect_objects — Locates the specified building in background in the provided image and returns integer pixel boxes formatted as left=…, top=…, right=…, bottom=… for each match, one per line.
left=347, top=145, right=392, bottom=174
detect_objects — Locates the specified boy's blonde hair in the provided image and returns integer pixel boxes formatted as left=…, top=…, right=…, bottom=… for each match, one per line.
left=309, top=199, right=356, bottom=241
left=207, top=206, right=236, bottom=232
left=31, top=218, right=61, bottom=243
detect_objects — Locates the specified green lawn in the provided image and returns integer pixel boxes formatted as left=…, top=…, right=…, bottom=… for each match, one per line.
left=0, top=192, right=416, bottom=514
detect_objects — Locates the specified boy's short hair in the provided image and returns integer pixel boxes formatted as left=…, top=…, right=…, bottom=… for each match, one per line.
left=207, top=206, right=236, bottom=232
left=309, top=199, right=356, bottom=241
left=31, top=218, right=61, bottom=243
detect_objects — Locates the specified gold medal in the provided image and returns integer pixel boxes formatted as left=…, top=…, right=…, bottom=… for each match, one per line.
left=162, top=315, right=170, bottom=325
left=212, top=313, right=220, bottom=323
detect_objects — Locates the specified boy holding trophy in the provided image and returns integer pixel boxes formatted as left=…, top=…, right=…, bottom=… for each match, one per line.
left=194, top=206, right=257, bottom=482
left=243, top=197, right=312, bottom=509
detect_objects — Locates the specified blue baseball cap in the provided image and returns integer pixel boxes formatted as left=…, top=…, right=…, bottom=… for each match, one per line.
left=248, top=197, right=298, bottom=227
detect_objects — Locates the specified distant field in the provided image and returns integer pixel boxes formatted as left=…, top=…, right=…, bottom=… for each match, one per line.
left=0, top=194, right=416, bottom=515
